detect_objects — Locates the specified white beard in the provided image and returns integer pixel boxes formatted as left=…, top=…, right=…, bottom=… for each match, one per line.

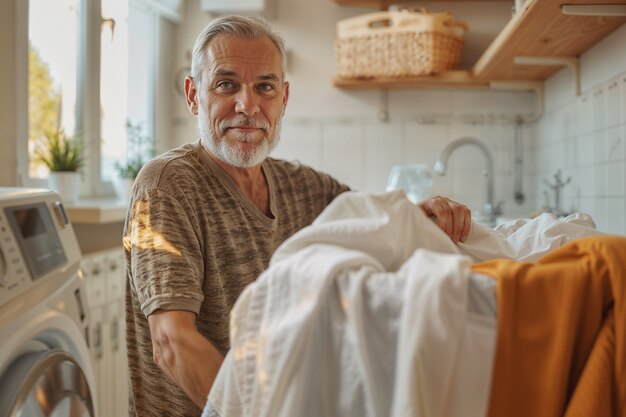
left=197, top=105, right=282, bottom=168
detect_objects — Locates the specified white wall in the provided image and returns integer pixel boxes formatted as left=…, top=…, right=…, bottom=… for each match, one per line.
left=531, top=24, right=626, bottom=234
left=155, top=16, right=176, bottom=155
left=272, top=97, right=537, bottom=218
left=170, top=0, right=537, bottom=218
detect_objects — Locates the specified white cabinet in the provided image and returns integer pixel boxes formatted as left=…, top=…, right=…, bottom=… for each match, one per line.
left=109, top=299, right=128, bottom=417
left=88, top=306, right=109, bottom=417
left=81, top=248, right=128, bottom=417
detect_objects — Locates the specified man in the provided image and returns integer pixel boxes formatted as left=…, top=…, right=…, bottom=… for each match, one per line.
left=123, top=15, right=471, bottom=417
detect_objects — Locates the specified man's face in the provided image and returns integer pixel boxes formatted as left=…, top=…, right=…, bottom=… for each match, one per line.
left=187, top=34, right=289, bottom=168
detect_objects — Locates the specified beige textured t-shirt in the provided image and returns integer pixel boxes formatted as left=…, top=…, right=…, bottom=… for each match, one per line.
left=123, top=140, right=349, bottom=417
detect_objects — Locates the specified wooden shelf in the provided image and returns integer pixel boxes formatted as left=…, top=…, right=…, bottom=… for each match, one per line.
left=473, top=0, right=626, bottom=80
left=333, top=0, right=508, bottom=7
left=333, top=70, right=494, bottom=90
left=332, top=0, right=404, bottom=8
left=332, top=0, right=626, bottom=90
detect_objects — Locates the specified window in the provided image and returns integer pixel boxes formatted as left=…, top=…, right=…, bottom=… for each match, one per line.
left=24, top=0, right=161, bottom=197
left=28, top=0, right=79, bottom=178
left=100, top=1, right=156, bottom=183
left=100, top=0, right=129, bottom=182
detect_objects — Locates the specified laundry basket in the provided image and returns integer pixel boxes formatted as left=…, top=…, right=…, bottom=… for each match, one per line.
left=335, top=9, right=469, bottom=79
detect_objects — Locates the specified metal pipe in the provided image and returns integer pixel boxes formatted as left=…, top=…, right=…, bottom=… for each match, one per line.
left=514, top=117, right=525, bottom=204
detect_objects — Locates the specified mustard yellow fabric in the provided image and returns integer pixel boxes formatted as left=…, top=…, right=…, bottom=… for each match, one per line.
left=472, top=235, right=626, bottom=417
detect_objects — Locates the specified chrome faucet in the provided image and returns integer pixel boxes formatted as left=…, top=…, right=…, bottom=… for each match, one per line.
left=433, top=137, right=502, bottom=227
left=542, top=169, right=571, bottom=216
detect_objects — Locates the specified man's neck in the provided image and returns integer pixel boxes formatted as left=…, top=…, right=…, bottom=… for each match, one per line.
left=208, top=151, right=271, bottom=216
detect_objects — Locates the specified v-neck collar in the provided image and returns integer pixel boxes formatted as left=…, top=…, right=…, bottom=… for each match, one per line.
left=191, top=140, right=278, bottom=226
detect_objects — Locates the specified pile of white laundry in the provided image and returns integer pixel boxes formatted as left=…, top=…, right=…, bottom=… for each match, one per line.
left=203, top=191, right=600, bottom=417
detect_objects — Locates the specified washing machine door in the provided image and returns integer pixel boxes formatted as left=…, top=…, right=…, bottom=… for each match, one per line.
left=0, top=348, right=95, bottom=417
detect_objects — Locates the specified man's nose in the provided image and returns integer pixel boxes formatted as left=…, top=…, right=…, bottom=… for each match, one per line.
left=234, top=86, right=260, bottom=116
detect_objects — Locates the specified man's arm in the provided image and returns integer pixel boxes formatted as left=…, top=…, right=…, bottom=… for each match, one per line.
left=418, top=196, right=472, bottom=243
left=148, top=310, right=224, bottom=409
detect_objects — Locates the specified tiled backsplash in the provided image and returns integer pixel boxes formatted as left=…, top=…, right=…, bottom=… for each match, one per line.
left=273, top=23, right=626, bottom=236
left=531, top=71, right=626, bottom=234
left=273, top=71, right=625, bottom=234
left=273, top=89, right=537, bottom=219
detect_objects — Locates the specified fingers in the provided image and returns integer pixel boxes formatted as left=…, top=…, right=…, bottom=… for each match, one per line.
left=419, top=196, right=472, bottom=243
left=437, top=200, right=454, bottom=238
left=421, top=196, right=453, bottom=237
left=460, top=209, right=472, bottom=242
left=454, top=204, right=472, bottom=242
left=451, top=204, right=466, bottom=243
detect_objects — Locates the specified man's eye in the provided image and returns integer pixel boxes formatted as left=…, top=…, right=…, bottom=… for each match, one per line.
left=258, top=83, right=275, bottom=92
left=217, top=81, right=235, bottom=89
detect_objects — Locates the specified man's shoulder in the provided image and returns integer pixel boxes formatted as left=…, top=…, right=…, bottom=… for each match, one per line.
left=266, top=157, right=327, bottom=181
left=266, top=157, right=350, bottom=193
left=135, top=142, right=201, bottom=190
left=142, top=142, right=198, bottom=173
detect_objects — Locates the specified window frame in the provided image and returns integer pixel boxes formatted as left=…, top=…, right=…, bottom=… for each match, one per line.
left=16, top=0, right=163, bottom=199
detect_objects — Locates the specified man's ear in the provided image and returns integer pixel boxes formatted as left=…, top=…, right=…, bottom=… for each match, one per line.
left=282, top=81, right=290, bottom=115
left=184, top=76, right=199, bottom=115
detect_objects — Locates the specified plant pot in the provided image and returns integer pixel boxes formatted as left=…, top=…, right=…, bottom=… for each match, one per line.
left=48, top=171, right=81, bottom=203
left=112, top=176, right=135, bottom=202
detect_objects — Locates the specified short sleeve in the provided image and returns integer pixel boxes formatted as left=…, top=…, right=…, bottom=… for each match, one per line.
left=127, top=189, right=204, bottom=316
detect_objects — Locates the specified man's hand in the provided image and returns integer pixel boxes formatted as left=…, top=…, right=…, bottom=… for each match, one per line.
left=418, top=196, right=471, bottom=243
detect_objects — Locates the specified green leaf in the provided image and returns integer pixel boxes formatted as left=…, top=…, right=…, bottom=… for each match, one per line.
left=114, top=120, right=155, bottom=179
left=35, top=128, right=84, bottom=172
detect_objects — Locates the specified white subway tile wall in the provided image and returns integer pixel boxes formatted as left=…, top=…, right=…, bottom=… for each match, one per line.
left=274, top=70, right=625, bottom=234
left=272, top=25, right=626, bottom=234
left=274, top=91, right=538, bottom=219
left=364, top=123, right=405, bottom=193
left=532, top=71, right=626, bottom=234
left=320, top=121, right=366, bottom=191
left=273, top=122, right=323, bottom=169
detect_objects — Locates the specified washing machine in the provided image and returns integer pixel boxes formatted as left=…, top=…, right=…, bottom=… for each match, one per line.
left=0, top=188, right=97, bottom=416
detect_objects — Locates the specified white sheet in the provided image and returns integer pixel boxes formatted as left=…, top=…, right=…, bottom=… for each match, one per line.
left=459, top=212, right=599, bottom=262
left=204, top=191, right=600, bottom=417
left=271, top=191, right=599, bottom=265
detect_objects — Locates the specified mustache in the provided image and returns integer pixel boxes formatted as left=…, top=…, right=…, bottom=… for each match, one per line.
left=219, top=116, right=270, bottom=134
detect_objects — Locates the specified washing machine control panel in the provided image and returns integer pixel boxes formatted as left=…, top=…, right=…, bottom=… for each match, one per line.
left=0, top=188, right=79, bottom=308
left=0, top=245, right=6, bottom=287
left=0, top=217, right=28, bottom=291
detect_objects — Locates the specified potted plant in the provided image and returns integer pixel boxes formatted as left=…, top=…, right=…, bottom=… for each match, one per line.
left=113, top=121, right=154, bottom=200
left=35, top=128, right=84, bottom=203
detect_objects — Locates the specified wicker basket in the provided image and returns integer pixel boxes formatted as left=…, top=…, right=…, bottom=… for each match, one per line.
left=335, top=10, right=469, bottom=79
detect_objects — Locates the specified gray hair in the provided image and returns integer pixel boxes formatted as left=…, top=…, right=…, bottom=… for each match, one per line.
left=191, top=15, right=287, bottom=88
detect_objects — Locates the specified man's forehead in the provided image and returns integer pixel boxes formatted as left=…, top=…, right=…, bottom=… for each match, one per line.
left=212, top=67, right=281, bottom=82
left=205, top=35, right=282, bottom=74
